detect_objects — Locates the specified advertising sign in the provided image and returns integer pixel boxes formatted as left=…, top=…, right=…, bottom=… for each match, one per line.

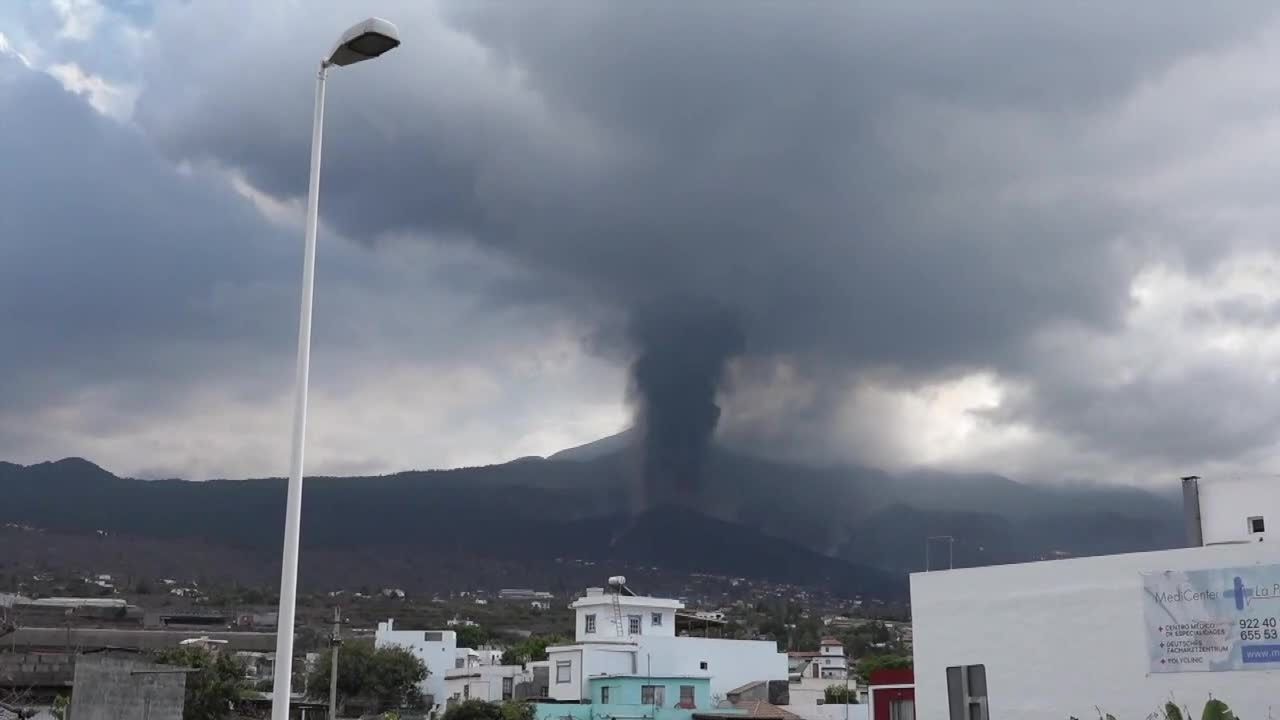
left=1143, top=564, right=1280, bottom=672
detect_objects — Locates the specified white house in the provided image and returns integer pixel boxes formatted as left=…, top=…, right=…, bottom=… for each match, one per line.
left=911, top=476, right=1280, bottom=720
left=816, top=638, right=848, bottom=679
left=444, top=664, right=528, bottom=705
left=546, top=580, right=787, bottom=703
left=375, top=620, right=459, bottom=710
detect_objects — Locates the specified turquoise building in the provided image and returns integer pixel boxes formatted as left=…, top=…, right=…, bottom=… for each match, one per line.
left=532, top=675, right=741, bottom=720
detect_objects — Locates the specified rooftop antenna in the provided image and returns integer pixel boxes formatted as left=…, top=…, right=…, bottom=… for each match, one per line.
left=925, top=536, right=955, bottom=571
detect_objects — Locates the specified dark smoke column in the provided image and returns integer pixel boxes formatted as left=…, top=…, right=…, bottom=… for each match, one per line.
left=628, top=300, right=745, bottom=508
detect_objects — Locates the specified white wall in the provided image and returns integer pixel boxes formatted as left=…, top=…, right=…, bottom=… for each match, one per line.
left=574, top=596, right=680, bottom=640
left=635, top=636, right=788, bottom=700
left=1198, top=477, right=1278, bottom=544
left=789, top=703, right=869, bottom=720
left=547, top=645, right=637, bottom=701
left=375, top=621, right=458, bottom=709
left=911, top=543, right=1280, bottom=720
left=444, top=665, right=527, bottom=703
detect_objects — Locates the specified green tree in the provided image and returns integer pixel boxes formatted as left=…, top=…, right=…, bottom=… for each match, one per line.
left=1201, top=699, right=1236, bottom=720
left=154, top=647, right=250, bottom=720
left=306, top=642, right=427, bottom=711
left=442, top=700, right=532, bottom=720
left=854, top=655, right=911, bottom=684
left=455, top=624, right=491, bottom=650
left=823, top=685, right=857, bottom=704
left=500, top=635, right=565, bottom=665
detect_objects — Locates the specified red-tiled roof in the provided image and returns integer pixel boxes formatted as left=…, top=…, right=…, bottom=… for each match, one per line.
left=820, top=637, right=843, bottom=646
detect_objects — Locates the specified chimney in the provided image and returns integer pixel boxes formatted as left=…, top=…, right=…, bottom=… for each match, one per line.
left=1182, top=476, right=1203, bottom=547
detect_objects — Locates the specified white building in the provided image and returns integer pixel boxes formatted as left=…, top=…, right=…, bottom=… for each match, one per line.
left=911, top=476, right=1280, bottom=720
left=444, top=664, right=528, bottom=705
left=375, top=621, right=459, bottom=710
left=546, top=581, right=787, bottom=703
left=816, top=638, right=848, bottom=679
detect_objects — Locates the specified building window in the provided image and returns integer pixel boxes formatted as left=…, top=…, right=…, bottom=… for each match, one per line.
left=455, top=658, right=465, bottom=669
left=641, top=685, right=666, bottom=707
left=629, top=615, right=642, bottom=634
left=585, top=614, right=597, bottom=633
left=679, top=685, right=696, bottom=708
left=652, top=612, right=663, bottom=627
left=556, top=661, right=572, bottom=684
left=601, top=687, right=610, bottom=704
left=503, top=677, right=513, bottom=701
left=1249, top=516, right=1266, bottom=534
left=699, top=661, right=708, bottom=670
left=463, top=684, right=470, bottom=700
left=946, top=665, right=988, bottom=720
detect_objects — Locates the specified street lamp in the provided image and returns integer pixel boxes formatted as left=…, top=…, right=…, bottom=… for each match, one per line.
left=270, top=17, right=401, bottom=720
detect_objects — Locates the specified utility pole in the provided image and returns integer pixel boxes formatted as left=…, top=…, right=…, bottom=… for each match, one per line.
left=328, top=607, right=342, bottom=720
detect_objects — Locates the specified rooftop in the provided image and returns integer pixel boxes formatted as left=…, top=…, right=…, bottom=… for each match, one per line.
left=590, top=673, right=711, bottom=681
left=698, top=701, right=802, bottom=720
left=571, top=594, right=683, bottom=610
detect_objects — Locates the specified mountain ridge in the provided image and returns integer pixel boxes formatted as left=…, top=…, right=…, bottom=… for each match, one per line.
left=0, top=441, right=1184, bottom=597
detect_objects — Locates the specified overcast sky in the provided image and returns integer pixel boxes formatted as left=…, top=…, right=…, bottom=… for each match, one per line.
left=5, top=1, right=1280, bottom=484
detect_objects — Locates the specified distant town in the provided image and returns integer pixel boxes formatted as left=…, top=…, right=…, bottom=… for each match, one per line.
left=3, top=475, right=1277, bottom=720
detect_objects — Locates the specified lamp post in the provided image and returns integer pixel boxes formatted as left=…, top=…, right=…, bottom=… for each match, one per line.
left=270, top=18, right=401, bottom=720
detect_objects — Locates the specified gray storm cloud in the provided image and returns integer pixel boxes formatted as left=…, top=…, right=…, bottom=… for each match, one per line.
left=113, top=0, right=1280, bottom=479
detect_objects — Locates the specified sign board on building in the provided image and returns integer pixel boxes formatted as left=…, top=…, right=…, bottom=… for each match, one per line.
left=1142, top=563, right=1280, bottom=672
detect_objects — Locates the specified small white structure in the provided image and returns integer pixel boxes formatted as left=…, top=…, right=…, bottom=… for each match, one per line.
left=572, top=584, right=682, bottom=639
left=545, top=579, right=787, bottom=702
left=912, top=476, right=1280, bottom=720
left=375, top=620, right=459, bottom=711
left=444, top=664, right=528, bottom=705
left=1183, top=475, right=1276, bottom=545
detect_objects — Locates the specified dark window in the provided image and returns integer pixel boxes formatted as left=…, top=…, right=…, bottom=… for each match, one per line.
left=503, top=677, right=513, bottom=701
left=463, top=684, right=470, bottom=700
left=455, top=658, right=465, bottom=669
left=652, top=612, right=663, bottom=626
left=946, top=665, right=987, bottom=720
left=641, top=685, right=666, bottom=706
left=1249, top=516, right=1266, bottom=534
left=424, top=631, right=444, bottom=641
left=601, top=687, right=610, bottom=704
left=585, top=614, right=597, bottom=633
left=629, top=615, right=642, bottom=634
left=699, top=661, right=708, bottom=670
left=679, top=685, right=695, bottom=707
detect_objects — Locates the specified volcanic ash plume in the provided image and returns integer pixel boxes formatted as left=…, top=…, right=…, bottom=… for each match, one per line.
left=627, top=301, right=745, bottom=507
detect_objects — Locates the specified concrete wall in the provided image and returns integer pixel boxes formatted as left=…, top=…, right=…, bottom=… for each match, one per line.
left=546, top=635, right=786, bottom=703
left=636, top=636, right=788, bottom=701
left=68, top=655, right=185, bottom=720
left=789, top=704, right=869, bottom=720
left=911, top=542, right=1280, bottom=720
left=1198, top=477, right=1278, bottom=544
left=0, top=652, right=74, bottom=688
left=574, top=596, right=680, bottom=640
left=587, top=675, right=711, bottom=708
left=534, top=676, right=717, bottom=720
left=444, top=665, right=527, bottom=704
left=546, top=645, right=637, bottom=701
